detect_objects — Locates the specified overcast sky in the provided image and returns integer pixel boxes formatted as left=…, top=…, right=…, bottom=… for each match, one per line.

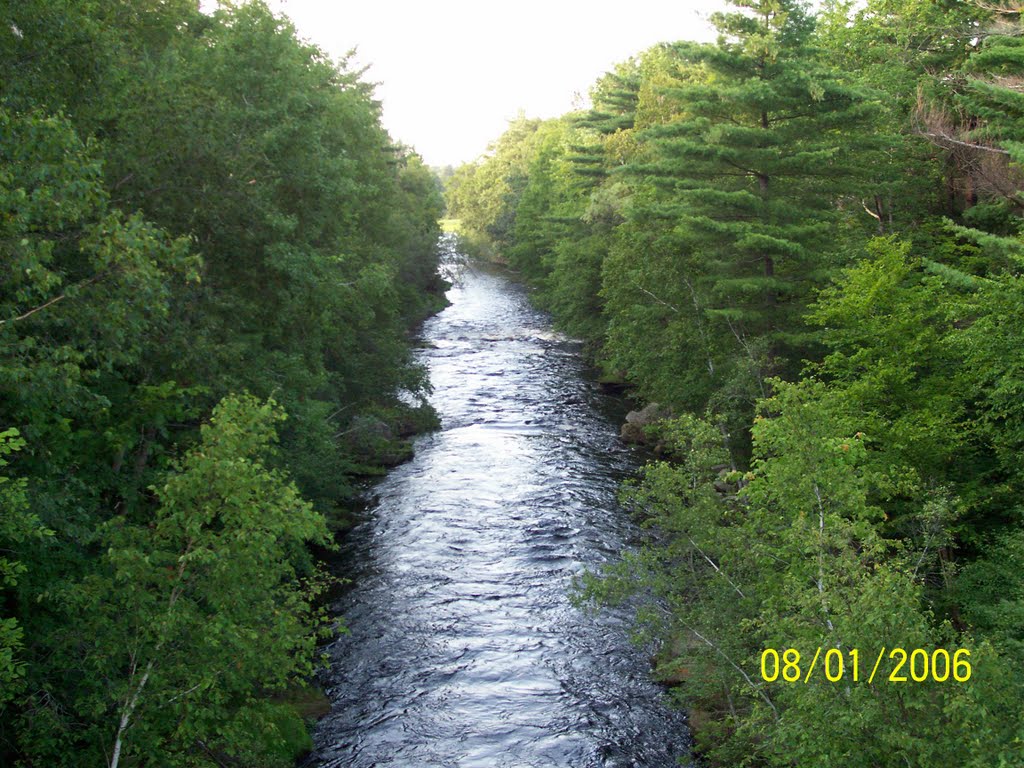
left=235, top=1, right=726, bottom=167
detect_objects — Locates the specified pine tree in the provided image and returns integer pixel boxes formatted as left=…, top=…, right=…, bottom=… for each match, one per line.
left=623, top=0, right=874, bottom=389
left=956, top=25, right=1024, bottom=215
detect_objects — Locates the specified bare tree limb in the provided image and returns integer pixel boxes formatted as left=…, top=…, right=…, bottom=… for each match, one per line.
left=109, top=660, right=153, bottom=768
left=0, top=271, right=108, bottom=327
left=971, top=0, right=1024, bottom=14
left=686, top=535, right=746, bottom=598
left=918, top=131, right=1011, bottom=155
left=0, top=292, right=70, bottom=326
left=861, top=199, right=882, bottom=222
left=629, top=278, right=681, bottom=314
left=813, top=483, right=836, bottom=634
left=686, top=624, right=779, bottom=719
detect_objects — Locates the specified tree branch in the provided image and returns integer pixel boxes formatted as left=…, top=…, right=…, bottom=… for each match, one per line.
left=917, top=130, right=1011, bottom=155
left=0, top=271, right=109, bottom=326
left=0, top=292, right=69, bottom=326
left=109, top=660, right=153, bottom=768
left=687, top=534, right=747, bottom=598
left=686, top=624, right=779, bottom=719
left=628, top=278, right=681, bottom=314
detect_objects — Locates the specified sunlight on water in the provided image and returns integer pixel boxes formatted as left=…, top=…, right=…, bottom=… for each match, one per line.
left=305, top=260, right=690, bottom=767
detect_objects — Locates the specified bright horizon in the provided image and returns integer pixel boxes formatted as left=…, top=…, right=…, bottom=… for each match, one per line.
left=244, top=1, right=726, bottom=168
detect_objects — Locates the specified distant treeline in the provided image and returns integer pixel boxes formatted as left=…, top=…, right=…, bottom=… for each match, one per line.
left=447, top=1, right=1024, bottom=764
left=1, top=1, right=444, bottom=765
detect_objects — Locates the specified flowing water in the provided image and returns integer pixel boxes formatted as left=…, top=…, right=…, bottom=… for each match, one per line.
left=305, top=255, right=690, bottom=767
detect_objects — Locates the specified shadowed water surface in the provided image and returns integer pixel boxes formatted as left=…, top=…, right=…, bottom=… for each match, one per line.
left=306, top=258, right=689, bottom=767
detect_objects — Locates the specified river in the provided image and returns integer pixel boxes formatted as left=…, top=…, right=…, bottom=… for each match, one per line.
left=304, top=253, right=690, bottom=767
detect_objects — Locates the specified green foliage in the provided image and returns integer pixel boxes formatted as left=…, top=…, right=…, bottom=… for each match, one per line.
left=458, top=2, right=1024, bottom=764
left=618, top=1, right=874, bottom=395
left=1, top=1, right=444, bottom=764
left=0, top=429, right=51, bottom=707
left=18, top=396, right=330, bottom=766
left=444, top=114, right=543, bottom=259
left=586, top=390, right=1023, bottom=766
left=8, top=0, right=1024, bottom=763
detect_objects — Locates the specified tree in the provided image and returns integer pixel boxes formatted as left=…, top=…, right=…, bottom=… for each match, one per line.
left=19, top=396, right=330, bottom=767
left=632, top=0, right=871, bottom=365
left=444, top=114, right=542, bottom=258
left=1, top=2, right=446, bottom=763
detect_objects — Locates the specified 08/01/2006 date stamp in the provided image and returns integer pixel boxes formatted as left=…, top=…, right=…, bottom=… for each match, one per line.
left=760, top=648, right=972, bottom=684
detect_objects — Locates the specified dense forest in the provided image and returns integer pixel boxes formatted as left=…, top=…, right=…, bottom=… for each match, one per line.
left=447, top=0, right=1024, bottom=765
left=6, top=0, right=1024, bottom=765
left=0, top=1, right=444, bottom=765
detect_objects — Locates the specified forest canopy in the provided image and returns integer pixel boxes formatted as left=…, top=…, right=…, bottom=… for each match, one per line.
left=1, top=1, right=444, bottom=765
left=447, top=0, right=1024, bottom=764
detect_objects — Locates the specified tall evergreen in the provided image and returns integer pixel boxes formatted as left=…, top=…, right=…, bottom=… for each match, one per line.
left=624, top=0, right=873, bottom=386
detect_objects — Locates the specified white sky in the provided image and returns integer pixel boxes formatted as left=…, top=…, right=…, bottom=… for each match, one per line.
left=217, top=1, right=727, bottom=167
